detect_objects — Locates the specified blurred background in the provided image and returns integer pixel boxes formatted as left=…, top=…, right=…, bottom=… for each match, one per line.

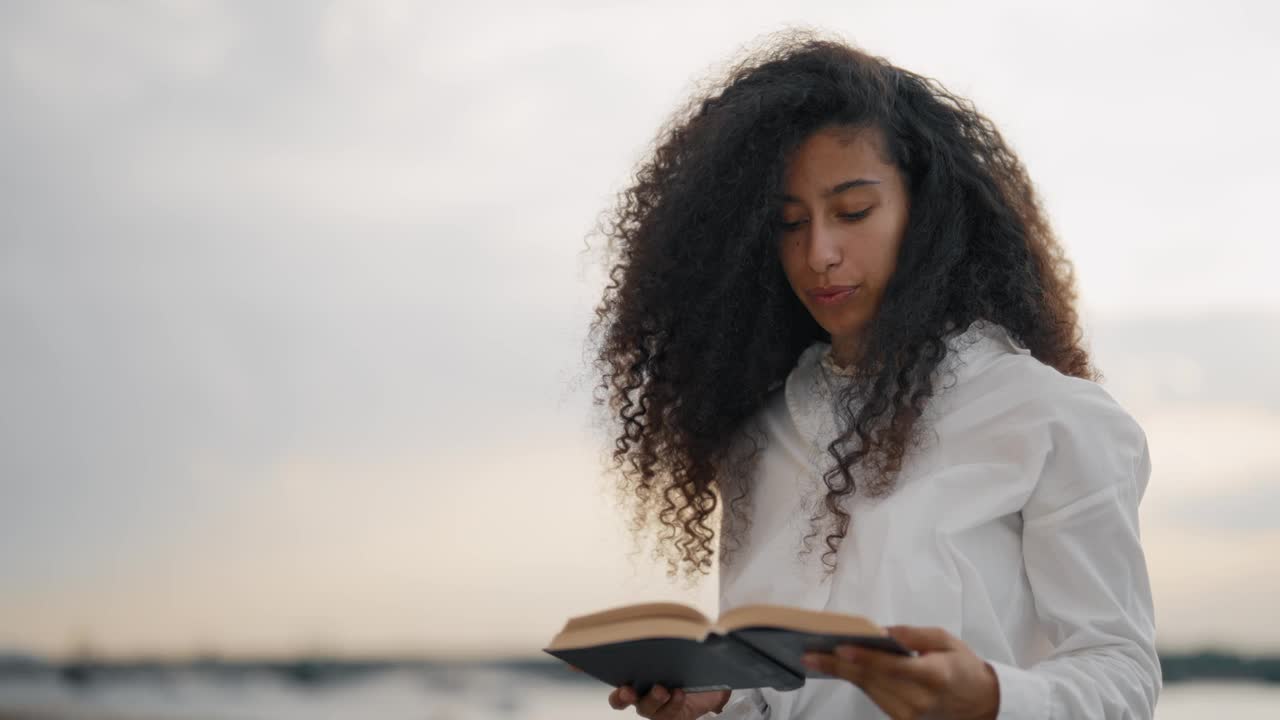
left=1, top=0, right=1277, bottom=718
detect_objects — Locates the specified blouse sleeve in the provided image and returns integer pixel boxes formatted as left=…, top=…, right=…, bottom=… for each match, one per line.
left=988, top=382, right=1161, bottom=719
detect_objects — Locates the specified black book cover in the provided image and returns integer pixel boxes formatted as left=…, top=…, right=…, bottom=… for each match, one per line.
left=543, top=629, right=911, bottom=696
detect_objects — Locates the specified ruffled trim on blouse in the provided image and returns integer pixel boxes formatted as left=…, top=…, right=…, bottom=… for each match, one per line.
left=813, top=318, right=1029, bottom=381
left=820, top=348, right=860, bottom=377
left=785, top=319, right=1031, bottom=457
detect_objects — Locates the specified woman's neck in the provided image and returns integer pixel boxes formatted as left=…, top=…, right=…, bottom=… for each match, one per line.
left=828, top=333, right=863, bottom=369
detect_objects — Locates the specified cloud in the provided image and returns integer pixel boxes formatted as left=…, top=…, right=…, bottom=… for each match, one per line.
left=1158, top=477, right=1280, bottom=534
left=1088, top=310, right=1280, bottom=414
left=0, top=437, right=715, bottom=657
left=1142, top=527, right=1280, bottom=652
left=1137, top=406, right=1280, bottom=499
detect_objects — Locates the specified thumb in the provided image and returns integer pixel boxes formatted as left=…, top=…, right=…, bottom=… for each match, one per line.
left=886, top=625, right=958, bottom=652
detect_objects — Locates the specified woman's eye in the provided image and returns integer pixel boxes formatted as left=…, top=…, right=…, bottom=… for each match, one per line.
left=777, top=210, right=869, bottom=232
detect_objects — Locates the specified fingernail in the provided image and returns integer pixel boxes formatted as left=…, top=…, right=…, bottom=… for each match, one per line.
left=801, top=654, right=820, bottom=668
left=654, top=687, right=668, bottom=701
left=835, top=645, right=857, bottom=660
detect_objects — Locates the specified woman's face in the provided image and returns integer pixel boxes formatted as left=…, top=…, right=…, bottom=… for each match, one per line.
left=776, top=125, right=911, bottom=363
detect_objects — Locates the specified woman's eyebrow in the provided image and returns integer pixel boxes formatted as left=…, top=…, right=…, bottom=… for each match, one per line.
left=775, top=178, right=881, bottom=202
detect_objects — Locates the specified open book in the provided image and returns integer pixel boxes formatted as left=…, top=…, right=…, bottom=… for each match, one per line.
left=542, top=602, right=913, bottom=695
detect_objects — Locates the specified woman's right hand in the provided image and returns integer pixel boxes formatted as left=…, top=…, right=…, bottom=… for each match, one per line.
left=607, top=682, right=731, bottom=719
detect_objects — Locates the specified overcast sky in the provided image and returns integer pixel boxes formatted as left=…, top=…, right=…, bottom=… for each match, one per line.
left=1, top=0, right=1278, bottom=659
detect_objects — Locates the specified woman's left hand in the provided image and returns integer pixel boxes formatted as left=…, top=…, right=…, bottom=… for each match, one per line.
left=801, top=625, right=1000, bottom=720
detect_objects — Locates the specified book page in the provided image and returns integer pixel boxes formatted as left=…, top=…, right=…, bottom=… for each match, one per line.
left=714, top=604, right=885, bottom=636
left=561, top=601, right=710, bottom=632
left=545, top=616, right=712, bottom=651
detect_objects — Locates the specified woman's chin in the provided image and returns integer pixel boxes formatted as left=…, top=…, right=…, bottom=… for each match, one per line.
left=815, top=319, right=867, bottom=343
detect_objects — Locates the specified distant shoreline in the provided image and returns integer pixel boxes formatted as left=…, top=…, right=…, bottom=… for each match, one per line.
left=2, top=651, right=1278, bottom=686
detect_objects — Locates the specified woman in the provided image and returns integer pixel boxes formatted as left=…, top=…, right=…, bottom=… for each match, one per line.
left=587, top=30, right=1159, bottom=719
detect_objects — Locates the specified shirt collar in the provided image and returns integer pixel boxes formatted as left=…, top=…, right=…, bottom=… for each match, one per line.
left=811, top=319, right=1029, bottom=377
left=784, top=319, right=1030, bottom=451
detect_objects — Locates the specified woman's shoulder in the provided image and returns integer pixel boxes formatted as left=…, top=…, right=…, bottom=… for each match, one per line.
left=997, top=360, right=1152, bottom=519
left=987, top=357, right=1145, bottom=454
left=933, top=327, right=1151, bottom=515
left=998, top=354, right=1136, bottom=427
left=945, top=322, right=1135, bottom=421
left=930, top=323, right=1147, bottom=468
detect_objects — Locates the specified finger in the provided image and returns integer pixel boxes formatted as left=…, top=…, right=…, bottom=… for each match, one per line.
left=567, top=664, right=584, bottom=673
left=608, top=685, right=634, bottom=710
left=835, top=644, right=909, bottom=674
left=653, top=689, right=688, bottom=719
left=813, top=649, right=932, bottom=691
left=836, top=643, right=946, bottom=687
left=833, top=644, right=927, bottom=684
left=635, top=684, right=673, bottom=717
left=886, top=625, right=958, bottom=653
left=894, top=652, right=954, bottom=692
left=809, top=651, right=942, bottom=720
left=804, top=652, right=865, bottom=683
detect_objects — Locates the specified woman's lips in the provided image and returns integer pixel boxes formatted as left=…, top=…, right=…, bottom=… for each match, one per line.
left=807, top=285, right=860, bottom=305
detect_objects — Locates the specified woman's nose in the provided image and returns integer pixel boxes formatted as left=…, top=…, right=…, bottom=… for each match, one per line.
left=807, top=220, right=842, bottom=274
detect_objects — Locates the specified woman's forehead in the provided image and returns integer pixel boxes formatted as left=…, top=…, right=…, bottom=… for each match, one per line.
left=782, top=129, right=896, bottom=193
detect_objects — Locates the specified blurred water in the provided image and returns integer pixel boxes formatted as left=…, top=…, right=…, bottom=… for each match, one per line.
left=0, top=668, right=1276, bottom=719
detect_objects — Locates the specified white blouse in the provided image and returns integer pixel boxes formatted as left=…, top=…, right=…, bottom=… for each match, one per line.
left=702, top=319, right=1160, bottom=719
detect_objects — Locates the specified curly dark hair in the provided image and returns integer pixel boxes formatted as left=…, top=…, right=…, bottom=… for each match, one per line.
left=587, top=28, right=1096, bottom=585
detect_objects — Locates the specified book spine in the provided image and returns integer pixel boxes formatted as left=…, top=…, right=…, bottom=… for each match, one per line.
left=723, top=632, right=804, bottom=684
